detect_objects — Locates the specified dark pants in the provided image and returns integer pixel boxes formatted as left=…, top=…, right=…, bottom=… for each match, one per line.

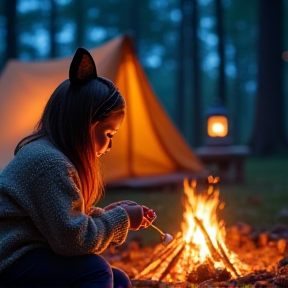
left=0, top=248, right=132, bottom=288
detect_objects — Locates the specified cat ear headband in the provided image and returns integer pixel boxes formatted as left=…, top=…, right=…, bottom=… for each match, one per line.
left=69, top=47, right=121, bottom=120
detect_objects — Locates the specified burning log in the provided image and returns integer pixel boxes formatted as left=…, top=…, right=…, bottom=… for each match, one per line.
left=146, top=242, right=184, bottom=281
left=193, top=215, right=239, bottom=277
left=158, top=245, right=185, bottom=282
left=216, top=239, right=240, bottom=277
left=134, top=234, right=183, bottom=280
left=193, top=216, right=221, bottom=262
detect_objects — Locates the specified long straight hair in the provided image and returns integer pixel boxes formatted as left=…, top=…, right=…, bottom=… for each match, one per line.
left=15, top=78, right=125, bottom=213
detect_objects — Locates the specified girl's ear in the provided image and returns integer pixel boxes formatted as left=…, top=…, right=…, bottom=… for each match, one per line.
left=69, top=47, right=97, bottom=85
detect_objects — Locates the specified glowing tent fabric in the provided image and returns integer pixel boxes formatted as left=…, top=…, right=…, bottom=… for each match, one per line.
left=0, top=35, right=204, bottom=187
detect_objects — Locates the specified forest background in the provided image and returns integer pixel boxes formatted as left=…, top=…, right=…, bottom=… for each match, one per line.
left=1, top=0, right=288, bottom=154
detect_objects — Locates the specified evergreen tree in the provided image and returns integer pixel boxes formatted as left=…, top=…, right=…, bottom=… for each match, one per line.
left=249, top=0, right=287, bottom=154
left=5, top=0, right=17, bottom=60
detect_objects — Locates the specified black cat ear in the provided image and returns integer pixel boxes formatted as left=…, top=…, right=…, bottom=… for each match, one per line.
left=69, top=47, right=97, bottom=85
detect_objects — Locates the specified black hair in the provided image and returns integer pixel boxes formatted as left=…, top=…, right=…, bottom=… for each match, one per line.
left=15, top=78, right=125, bottom=212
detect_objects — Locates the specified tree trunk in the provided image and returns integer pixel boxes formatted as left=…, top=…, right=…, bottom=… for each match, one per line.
left=176, top=0, right=186, bottom=132
left=249, top=0, right=287, bottom=155
left=191, top=0, right=202, bottom=147
left=75, top=1, right=84, bottom=47
left=128, top=0, right=140, bottom=54
left=5, top=0, right=17, bottom=60
left=49, top=0, right=57, bottom=58
left=216, top=0, right=226, bottom=105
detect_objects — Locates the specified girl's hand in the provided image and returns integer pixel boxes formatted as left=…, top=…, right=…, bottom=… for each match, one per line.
left=104, top=200, right=144, bottom=231
left=104, top=200, right=138, bottom=211
left=104, top=201, right=157, bottom=231
left=120, top=203, right=144, bottom=231
left=140, top=205, right=157, bottom=229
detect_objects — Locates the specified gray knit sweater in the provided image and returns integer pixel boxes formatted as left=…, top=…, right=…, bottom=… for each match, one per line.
left=0, top=137, right=129, bottom=273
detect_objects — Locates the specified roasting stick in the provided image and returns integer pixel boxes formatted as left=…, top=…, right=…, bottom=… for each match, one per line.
left=150, top=224, right=174, bottom=246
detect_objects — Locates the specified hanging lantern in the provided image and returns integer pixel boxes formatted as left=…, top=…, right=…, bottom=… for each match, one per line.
left=204, top=100, right=233, bottom=146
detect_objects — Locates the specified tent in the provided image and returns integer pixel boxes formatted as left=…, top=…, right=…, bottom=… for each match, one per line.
left=0, top=35, right=205, bottom=187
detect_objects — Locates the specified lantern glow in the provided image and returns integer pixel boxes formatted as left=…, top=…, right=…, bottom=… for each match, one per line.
left=207, top=116, right=228, bottom=137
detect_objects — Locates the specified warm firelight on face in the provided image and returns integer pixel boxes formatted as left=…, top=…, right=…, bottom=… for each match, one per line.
left=207, top=115, right=228, bottom=137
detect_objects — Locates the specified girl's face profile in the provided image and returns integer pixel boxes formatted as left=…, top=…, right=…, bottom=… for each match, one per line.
left=93, top=112, right=124, bottom=157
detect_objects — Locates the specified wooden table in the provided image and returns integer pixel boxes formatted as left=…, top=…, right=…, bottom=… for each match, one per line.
left=195, top=145, right=251, bottom=183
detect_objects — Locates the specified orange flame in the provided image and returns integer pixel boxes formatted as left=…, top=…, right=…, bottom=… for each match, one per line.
left=179, top=177, right=248, bottom=278
left=136, top=176, right=251, bottom=283
left=182, top=178, right=223, bottom=258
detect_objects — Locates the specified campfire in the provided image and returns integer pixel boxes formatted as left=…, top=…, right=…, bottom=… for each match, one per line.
left=133, top=177, right=249, bottom=284
left=103, top=177, right=288, bottom=287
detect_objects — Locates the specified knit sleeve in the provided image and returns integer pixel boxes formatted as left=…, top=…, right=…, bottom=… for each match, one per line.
left=89, top=206, right=105, bottom=217
left=9, top=147, right=129, bottom=256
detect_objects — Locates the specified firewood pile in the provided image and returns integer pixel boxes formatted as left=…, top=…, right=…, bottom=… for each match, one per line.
left=102, top=222, right=288, bottom=288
